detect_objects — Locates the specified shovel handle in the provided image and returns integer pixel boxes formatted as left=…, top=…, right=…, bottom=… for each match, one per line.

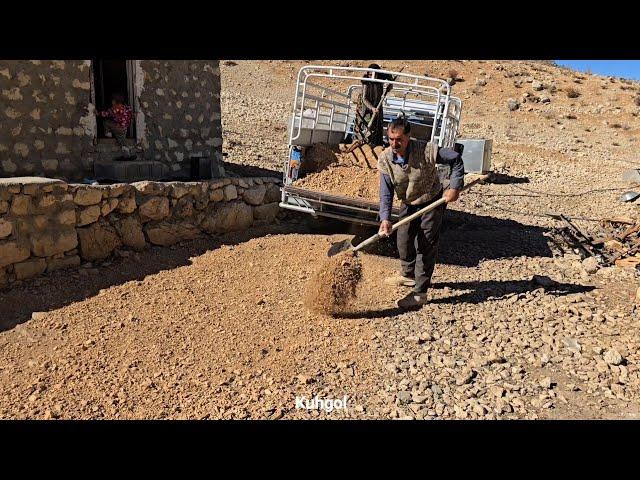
left=352, top=174, right=489, bottom=253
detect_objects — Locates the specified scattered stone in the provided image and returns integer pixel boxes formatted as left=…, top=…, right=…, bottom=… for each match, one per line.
left=604, top=349, right=623, bottom=366
left=507, top=99, right=520, bottom=111
left=582, top=257, right=599, bottom=274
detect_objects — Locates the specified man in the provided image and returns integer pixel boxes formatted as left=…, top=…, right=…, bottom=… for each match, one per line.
left=378, top=116, right=465, bottom=308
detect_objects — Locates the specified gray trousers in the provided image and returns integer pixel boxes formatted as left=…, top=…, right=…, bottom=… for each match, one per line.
left=396, top=190, right=445, bottom=293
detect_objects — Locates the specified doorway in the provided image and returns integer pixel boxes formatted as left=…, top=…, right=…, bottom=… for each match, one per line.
left=92, top=59, right=136, bottom=139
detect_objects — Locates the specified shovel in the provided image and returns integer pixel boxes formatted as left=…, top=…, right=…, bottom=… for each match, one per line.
left=619, top=191, right=640, bottom=203
left=328, top=174, right=489, bottom=257
left=621, top=169, right=640, bottom=183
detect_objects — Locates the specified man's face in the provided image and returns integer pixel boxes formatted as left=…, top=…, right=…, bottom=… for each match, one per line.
left=388, top=126, right=410, bottom=155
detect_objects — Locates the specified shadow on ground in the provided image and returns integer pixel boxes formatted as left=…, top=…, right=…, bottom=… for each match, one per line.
left=0, top=221, right=313, bottom=333
left=334, top=278, right=594, bottom=319
left=316, top=208, right=553, bottom=267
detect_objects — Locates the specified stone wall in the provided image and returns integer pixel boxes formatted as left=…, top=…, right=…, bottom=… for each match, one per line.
left=0, top=176, right=282, bottom=287
left=0, top=60, right=95, bottom=179
left=0, top=60, right=222, bottom=181
left=138, top=60, right=223, bottom=177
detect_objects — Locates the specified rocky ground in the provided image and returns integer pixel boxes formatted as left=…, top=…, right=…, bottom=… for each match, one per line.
left=1, top=60, right=640, bottom=419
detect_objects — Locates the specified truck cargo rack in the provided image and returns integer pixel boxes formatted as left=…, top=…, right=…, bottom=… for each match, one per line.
left=281, top=65, right=464, bottom=225
left=280, top=185, right=400, bottom=226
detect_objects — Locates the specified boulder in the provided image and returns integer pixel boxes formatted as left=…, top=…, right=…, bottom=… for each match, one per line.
left=73, top=187, right=103, bottom=206
left=117, top=196, right=137, bottom=214
left=116, top=217, right=146, bottom=251
left=264, top=183, right=281, bottom=203
left=253, top=202, right=280, bottom=222
left=77, top=205, right=101, bottom=226
left=0, top=240, right=30, bottom=267
left=132, top=181, right=166, bottom=196
left=77, top=222, right=123, bottom=261
left=46, top=255, right=81, bottom=272
left=31, top=229, right=78, bottom=257
left=201, top=201, right=253, bottom=234
left=14, top=258, right=47, bottom=280
left=223, top=184, right=238, bottom=201
left=0, top=219, right=12, bottom=239
left=145, top=221, right=201, bottom=246
left=243, top=184, right=267, bottom=206
left=139, top=196, right=170, bottom=222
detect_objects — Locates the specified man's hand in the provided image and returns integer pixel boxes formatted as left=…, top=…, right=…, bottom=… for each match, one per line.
left=443, top=188, right=460, bottom=203
left=378, top=220, right=392, bottom=237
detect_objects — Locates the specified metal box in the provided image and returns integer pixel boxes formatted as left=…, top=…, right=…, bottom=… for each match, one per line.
left=455, top=138, right=492, bottom=173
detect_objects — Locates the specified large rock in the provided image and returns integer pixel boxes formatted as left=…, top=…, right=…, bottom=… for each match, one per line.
left=139, top=196, right=170, bottom=222
left=14, top=258, right=47, bottom=280
left=223, top=184, right=238, bottom=201
left=117, top=196, right=137, bottom=214
left=0, top=241, right=31, bottom=267
left=108, top=184, right=130, bottom=198
left=253, top=202, right=280, bottom=222
left=264, top=183, right=281, bottom=203
left=0, top=200, right=9, bottom=214
left=101, top=198, right=119, bottom=216
left=582, top=256, right=599, bottom=274
left=77, top=205, right=101, bottom=226
left=31, top=229, right=78, bottom=257
left=74, top=187, right=103, bottom=206
left=169, top=182, right=194, bottom=199
left=46, top=255, right=81, bottom=272
left=174, top=196, right=194, bottom=218
left=77, top=222, right=123, bottom=261
left=145, top=221, right=201, bottom=246
left=507, top=99, right=520, bottom=111
left=201, top=201, right=253, bottom=234
left=10, top=195, right=32, bottom=215
left=243, top=184, right=267, bottom=206
left=132, top=181, right=166, bottom=196
left=116, top=217, right=146, bottom=251
left=0, top=219, right=12, bottom=239
left=57, top=208, right=76, bottom=226
left=210, top=188, right=224, bottom=202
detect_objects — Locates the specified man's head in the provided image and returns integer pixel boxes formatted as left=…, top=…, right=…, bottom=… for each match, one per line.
left=388, top=117, right=411, bottom=156
left=111, top=93, right=125, bottom=106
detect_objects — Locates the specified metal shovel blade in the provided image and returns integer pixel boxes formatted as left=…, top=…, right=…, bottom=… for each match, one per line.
left=622, top=169, right=640, bottom=183
left=327, top=239, right=354, bottom=257
left=620, top=191, right=640, bottom=203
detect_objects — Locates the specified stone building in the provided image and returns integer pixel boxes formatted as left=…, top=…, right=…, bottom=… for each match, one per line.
left=0, top=60, right=223, bottom=182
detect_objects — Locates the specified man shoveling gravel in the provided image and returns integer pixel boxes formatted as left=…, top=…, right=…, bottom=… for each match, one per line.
left=378, top=117, right=465, bottom=308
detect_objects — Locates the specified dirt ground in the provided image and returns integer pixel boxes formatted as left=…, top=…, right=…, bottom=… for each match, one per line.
left=2, top=60, right=640, bottom=419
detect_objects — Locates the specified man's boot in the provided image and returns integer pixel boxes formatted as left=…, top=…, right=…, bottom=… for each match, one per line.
left=396, top=292, right=429, bottom=308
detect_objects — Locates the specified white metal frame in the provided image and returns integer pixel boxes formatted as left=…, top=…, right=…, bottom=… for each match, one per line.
left=281, top=65, right=463, bottom=225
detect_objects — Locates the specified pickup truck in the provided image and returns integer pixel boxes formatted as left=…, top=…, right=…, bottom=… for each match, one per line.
left=279, top=65, right=488, bottom=226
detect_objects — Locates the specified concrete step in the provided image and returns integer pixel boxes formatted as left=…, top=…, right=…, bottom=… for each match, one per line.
left=94, top=159, right=170, bottom=183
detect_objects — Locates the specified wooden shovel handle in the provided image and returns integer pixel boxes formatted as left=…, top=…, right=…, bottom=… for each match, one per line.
left=391, top=174, right=489, bottom=231
left=352, top=174, right=489, bottom=253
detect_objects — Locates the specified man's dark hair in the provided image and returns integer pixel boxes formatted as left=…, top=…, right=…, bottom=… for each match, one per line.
left=112, top=93, right=126, bottom=104
left=388, top=116, right=411, bottom=135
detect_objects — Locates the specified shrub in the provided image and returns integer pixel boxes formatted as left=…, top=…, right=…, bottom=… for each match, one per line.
left=565, top=87, right=581, bottom=98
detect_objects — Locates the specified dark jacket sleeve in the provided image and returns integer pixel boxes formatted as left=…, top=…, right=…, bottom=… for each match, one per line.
left=379, top=173, right=394, bottom=222
left=437, top=147, right=465, bottom=190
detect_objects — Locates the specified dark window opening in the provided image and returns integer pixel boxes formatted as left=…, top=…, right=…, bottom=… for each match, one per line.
left=92, top=59, right=135, bottom=140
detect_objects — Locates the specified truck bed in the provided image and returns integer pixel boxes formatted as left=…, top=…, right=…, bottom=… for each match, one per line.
left=281, top=185, right=400, bottom=226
